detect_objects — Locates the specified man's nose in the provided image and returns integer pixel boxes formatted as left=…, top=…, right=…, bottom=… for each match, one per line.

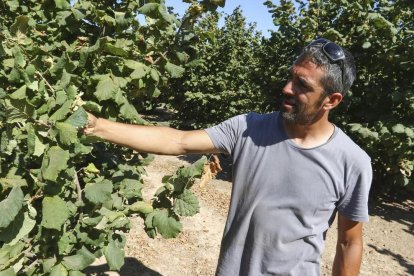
left=282, top=80, right=294, bottom=96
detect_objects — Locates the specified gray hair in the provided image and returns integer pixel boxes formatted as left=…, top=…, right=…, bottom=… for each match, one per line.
left=296, top=42, right=356, bottom=96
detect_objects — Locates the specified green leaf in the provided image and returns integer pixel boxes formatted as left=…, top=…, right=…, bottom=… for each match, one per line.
left=114, top=11, right=128, bottom=25
left=26, top=123, right=36, bottom=155
left=62, top=246, right=96, bottom=271
left=9, top=85, right=27, bottom=100
left=82, top=101, right=102, bottom=113
left=119, top=179, right=142, bottom=199
left=13, top=48, right=26, bottom=68
left=165, top=62, right=185, bottom=78
left=129, top=201, right=153, bottom=215
left=205, top=0, right=225, bottom=7
left=0, top=242, right=25, bottom=271
left=4, top=98, right=35, bottom=123
left=179, top=156, right=207, bottom=179
left=84, top=163, right=99, bottom=174
left=94, top=75, right=117, bottom=101
left=54, top=0, right=70, bottom=9
left=362, top=41, right=371, bottom=49
left=98, top=207, right=125, bottom=223
left=405, top=128, right=414, bottom=138
left=0, top=187, right=24, bottom=229
left=84, top=180, right=113, bottom=205
left=348, top=123, right=361, bottom=132
left=152, top=209, right=182, bottom=238
left=25, top=64, right=36, bottom=76
left=144, top=212, right=155, bottom=229
left=27, top=124, right=46, bottom=157
left=150, top=69, right=160, bottom=83
left=114, top=91, right=127, bottom=106
left=71, top=8, right=85, bottom=20
left=103, top=44, right=128, bottom=57
left=41, top=196, right=70, bottom=230
left=104, top=240, right=124, bottom=271
left=173, top=190, right=199, bottom=216
left=0, top=268, right=16, bottom=276
left=175, top=51, right=189, bottom=63
left=392, top=124, right=405, bottom=134
left=158, top=4, right=174, bottom=23
left=43, top=258, right=58, bottom=274
left=50, top=264, right=68, bottom=276
left=120, top=103, right=139, bottom=120
left=130, top=69, right=147, bottom=80
left=126, top=60, right=149, bottom=79
left=65, top=107, right=88, bottom=128
left=28, top=81, right=39, bottom=91
left=56, top=122, right=78, bottom=145
left=3, top=59, right=14, bottom=68
left=41, top=146, right=70, bottom=182
left=58, top=232, right=76, bottom=255
left=49, top=100, right=73, bottom=122
left=138, top=3, right=160, bottom=16
left=0, top=178, right=27, bottom=189
left=0, top=211, right=36, bottom=245
left=125, top=60, right=148, bottom=71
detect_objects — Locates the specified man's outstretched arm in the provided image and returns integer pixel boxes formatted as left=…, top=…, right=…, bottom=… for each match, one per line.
left=332, top=213, right=364, bottom=276
left=84, top=113, right=220, bottom=155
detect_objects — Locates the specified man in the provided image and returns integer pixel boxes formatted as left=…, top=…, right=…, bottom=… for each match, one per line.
left=84, top=38, right=372, bottom=276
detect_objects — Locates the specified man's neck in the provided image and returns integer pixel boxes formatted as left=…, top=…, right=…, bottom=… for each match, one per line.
left=282, top=116, right=335, bottom=148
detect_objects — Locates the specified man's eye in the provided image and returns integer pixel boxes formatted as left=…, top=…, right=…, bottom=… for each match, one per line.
left=298, top=79, right=310, bottom=89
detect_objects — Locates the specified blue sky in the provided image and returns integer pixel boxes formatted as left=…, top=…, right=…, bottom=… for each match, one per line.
left=165, top=1, right=277, bottom=37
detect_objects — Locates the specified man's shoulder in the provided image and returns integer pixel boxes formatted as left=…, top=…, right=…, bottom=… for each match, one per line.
left=334, top=127, right=371, bottom=165
left=220, top=111, right=279, bottom=129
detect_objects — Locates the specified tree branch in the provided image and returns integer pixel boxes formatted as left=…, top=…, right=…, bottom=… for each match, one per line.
left=35, top=71, right=55, bottom=95
left=74, top=171, right=82, bottom=202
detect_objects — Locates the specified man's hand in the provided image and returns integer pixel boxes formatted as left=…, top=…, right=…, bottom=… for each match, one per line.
left=83, top=112, right=98, bottom=136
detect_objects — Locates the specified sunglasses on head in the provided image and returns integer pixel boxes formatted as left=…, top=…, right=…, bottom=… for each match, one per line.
left=308, top=38, right=345, bottom=86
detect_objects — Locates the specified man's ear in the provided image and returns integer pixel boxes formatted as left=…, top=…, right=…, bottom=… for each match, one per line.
left=323, top=92, right=343, bottom=110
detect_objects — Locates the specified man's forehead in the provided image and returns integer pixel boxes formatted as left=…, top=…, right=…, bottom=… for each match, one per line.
left=289, top=60, right=325, bottom=86
left=290, top=60, right=324, bottom=77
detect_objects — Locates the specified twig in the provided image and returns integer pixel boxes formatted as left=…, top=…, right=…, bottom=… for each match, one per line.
left=153, top=51, right=168, bottom=65
left=35, top=71, right=55, bottom=95
left=74, top=171, right=82, bottom=202
left=22, top=255, right=38, bottom=273
left=30, top=189, right=43, bottom=202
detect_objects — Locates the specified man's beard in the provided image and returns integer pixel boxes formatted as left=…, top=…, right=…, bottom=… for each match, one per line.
left=281, top=96, right=325, bottom=125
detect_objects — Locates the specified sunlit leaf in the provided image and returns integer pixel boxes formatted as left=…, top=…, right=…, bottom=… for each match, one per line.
left=41, top=196, right=70, bottom=230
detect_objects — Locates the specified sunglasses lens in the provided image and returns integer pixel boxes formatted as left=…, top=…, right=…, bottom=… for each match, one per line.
left=323, top=42, right=345, bottom=61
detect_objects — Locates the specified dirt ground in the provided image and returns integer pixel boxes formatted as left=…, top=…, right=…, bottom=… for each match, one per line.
left=87, top=154, right=414, bottom=276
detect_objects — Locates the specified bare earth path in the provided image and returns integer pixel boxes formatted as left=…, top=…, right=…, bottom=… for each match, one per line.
left=87, top=155, right=414, bottom=276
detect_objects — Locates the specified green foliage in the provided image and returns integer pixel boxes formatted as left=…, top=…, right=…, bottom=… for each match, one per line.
left=263, top=0, right=414, bottom=192
left=167, top=7, right=264, bottom=128
left=0, top=0, right=221, bottom=273
left=145, top=156, right=206, bottom=238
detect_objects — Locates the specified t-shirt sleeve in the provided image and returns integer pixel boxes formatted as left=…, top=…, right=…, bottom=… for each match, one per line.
left=204, top=114, right=247, bottom=155
left=336, top=159, right=372, bottom=222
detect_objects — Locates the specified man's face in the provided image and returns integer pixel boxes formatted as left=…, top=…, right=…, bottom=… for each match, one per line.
left=280, top=60, right=328, bottom=125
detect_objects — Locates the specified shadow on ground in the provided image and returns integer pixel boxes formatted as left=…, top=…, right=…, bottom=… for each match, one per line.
left=369, top=191, right=414, bottom=236
left=368, top=244, right=414, bottom=275
left=84, top=257, right=162, bottom=276
left=368, top=191, right=414, bottom=274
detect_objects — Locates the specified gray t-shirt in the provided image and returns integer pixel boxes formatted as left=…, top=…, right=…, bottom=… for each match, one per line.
left=205, top=112, right=372, bottom=276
